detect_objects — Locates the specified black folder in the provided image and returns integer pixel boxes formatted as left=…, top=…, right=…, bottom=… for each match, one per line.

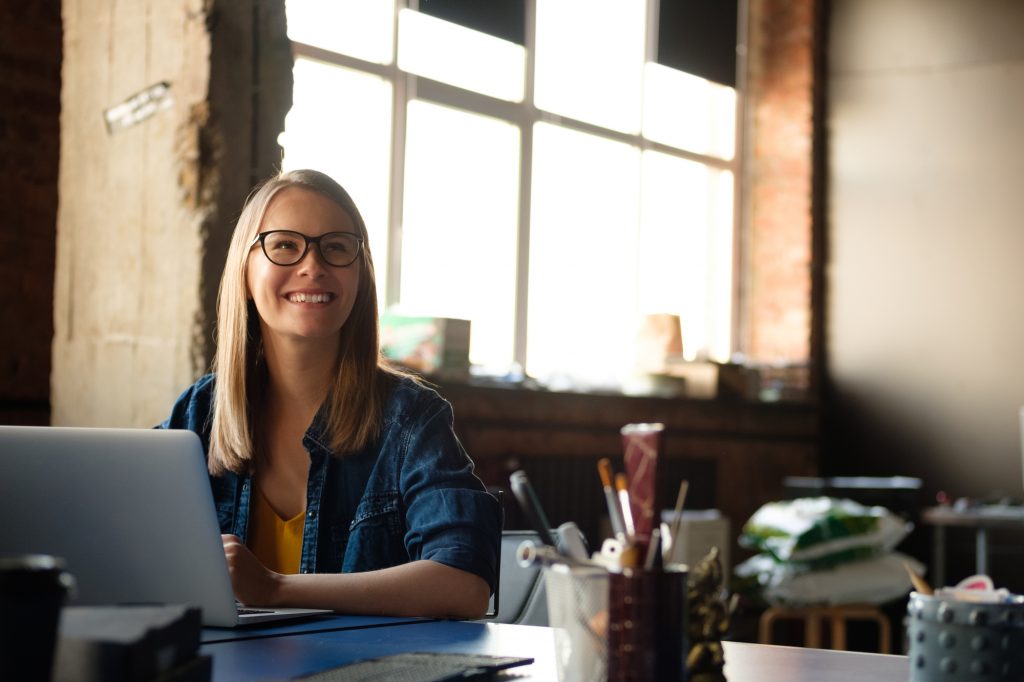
left=52, top=605, right=207, bottom=682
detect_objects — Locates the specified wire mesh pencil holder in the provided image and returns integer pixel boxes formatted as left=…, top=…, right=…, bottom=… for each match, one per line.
left=544, top=564, right=609, bottom=682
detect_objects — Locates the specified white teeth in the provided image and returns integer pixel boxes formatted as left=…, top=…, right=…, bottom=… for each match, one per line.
left=288, top=292, right=332, bottom=303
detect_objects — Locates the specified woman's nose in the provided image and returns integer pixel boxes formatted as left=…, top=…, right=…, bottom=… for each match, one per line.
left=297, top=245, right=329, bottom=275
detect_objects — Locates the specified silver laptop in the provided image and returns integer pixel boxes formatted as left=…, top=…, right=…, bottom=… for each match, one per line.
left=0, top=425, right=331, bottom=627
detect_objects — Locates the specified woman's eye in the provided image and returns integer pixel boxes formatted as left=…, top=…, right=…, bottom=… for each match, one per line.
left=272, top=240, right=299, bottom=251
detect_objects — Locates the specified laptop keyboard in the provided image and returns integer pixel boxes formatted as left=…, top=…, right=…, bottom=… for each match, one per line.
left=237, top=607, right=275, bottom=615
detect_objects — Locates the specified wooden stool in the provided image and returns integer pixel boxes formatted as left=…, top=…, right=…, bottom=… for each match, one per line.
left=758, top=604, right=892, bottom=653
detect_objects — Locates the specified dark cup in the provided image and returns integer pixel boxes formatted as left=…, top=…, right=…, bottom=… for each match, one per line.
left=607, top=563, right=688, bottom=682
left=0, top=555, right=75, bottom=682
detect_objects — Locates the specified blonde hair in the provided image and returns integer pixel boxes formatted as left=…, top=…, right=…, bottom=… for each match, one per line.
left=208, top=169, right=404, bottom=475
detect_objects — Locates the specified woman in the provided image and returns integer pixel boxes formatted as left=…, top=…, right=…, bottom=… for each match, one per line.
left=162, top=169, right=499, bottom=619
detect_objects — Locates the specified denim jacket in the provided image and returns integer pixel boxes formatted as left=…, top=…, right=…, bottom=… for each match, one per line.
left=160, top=373, right=499, bottom=593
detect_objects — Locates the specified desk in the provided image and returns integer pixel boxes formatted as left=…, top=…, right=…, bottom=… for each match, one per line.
left=922, top=505, right=1024, bottom=587
left=202, top=619, right=556, bottom=680
left=200, top=617, right=910, bottom=681
left=723, top=641, right=907, bottom=681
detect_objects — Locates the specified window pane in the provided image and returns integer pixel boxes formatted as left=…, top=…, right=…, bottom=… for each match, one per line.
left=397, top=9, right=525, bottom=102
left=286, top=0, right=394, bottom=65
left=643, top=62, right=736, bottom=160
left=534, top=0, right=646, bottom=134
left=709, top=168, right=734, bottom=361
left=419, top=0, right=525, bottom=45
left=528, top=123, right=641, bottom=386
left=400, top=100, right=521, bottom=369
left=639, top=151, right=733, bottom=361
left=657, top=0, right=738, bottom=87
left=281, top=58, right=393, bottom=299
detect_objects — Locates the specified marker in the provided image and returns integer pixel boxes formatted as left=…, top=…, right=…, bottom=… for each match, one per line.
left=509, top=470, right=558, bottom=548
left=597, top=458, right=627, bottom=541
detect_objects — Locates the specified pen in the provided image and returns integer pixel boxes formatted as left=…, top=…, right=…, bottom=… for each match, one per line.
left=597, top=458, right=627, bottom=541
left=509, top=470, right=559, bottom=548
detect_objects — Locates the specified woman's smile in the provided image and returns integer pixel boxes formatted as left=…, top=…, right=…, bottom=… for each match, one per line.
left=285, top=290, right=337, bottom=304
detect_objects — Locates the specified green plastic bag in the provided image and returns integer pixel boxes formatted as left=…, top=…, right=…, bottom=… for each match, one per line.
left=739, top=497, right=911, bottom=569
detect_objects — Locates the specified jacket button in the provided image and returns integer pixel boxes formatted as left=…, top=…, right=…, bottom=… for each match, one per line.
left=307, top=510, right=316, bottom=518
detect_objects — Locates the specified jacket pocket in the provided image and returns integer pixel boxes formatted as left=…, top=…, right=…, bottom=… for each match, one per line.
left=346, top=491, right=409, bottom=569
left=349, top=491, right=403, bottom=534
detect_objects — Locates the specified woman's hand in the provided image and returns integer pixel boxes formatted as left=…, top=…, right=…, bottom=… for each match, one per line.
left=221, top=534, right=283, bottom=606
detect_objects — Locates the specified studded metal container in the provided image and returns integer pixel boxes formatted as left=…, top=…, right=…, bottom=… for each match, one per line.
left=907, top=591, right=1024, bottom=680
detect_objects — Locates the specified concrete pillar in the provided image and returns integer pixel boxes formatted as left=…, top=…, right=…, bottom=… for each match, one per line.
left=53, top=0, right=291, bottom=426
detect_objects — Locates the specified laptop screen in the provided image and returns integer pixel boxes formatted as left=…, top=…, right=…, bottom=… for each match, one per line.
left=0, top=426, right=240, bottom=626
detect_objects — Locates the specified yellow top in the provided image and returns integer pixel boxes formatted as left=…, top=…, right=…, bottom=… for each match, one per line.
left=248, top=486, right=305, bottom=575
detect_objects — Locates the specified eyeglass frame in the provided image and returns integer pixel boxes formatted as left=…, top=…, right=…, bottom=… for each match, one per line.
left=250, top=229, right=364, bottom=268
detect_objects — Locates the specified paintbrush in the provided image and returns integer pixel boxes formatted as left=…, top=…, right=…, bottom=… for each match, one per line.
left=598, top=458, right=627, bottom=541
left=664, top=479, right=689, bottom=562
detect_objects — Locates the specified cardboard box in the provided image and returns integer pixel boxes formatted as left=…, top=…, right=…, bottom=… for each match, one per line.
left=380, top=313, right=471, bottom=377
left=661, top=509, right=731, bottom=588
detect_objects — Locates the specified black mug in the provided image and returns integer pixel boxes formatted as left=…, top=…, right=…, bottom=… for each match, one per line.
left=0, top=555, right=75, bottom=682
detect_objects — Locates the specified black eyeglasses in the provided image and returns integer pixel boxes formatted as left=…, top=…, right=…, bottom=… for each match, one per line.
left=251, top=230, right=363, bottom=268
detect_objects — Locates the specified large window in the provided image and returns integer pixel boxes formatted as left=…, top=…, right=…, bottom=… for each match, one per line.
left=281, top=0, right=739, bottom=388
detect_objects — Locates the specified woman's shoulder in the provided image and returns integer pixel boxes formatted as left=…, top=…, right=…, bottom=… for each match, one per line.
left=379, top=370, right=450, bottom=419
left=178, top=372, right=218, bottom=402
left=191, top=372, right=218, bottom=391
left=160, top=373, right=217, bottom=430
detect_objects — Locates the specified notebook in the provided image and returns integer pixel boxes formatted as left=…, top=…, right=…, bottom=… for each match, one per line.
left=291, top=652, right=534, bottom=681
left=0, top=425, right=331, bottom=627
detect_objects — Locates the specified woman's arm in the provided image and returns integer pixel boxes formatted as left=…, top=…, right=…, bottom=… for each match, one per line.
left=222, top=535, right=491, bottom=619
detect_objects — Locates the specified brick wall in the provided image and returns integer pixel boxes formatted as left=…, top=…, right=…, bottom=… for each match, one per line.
left=0, top=1, right=61, bottom=424
left=745, top=0, right=818, bottom=363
